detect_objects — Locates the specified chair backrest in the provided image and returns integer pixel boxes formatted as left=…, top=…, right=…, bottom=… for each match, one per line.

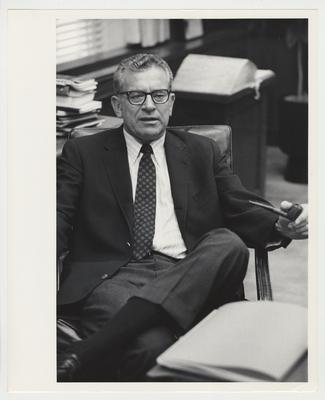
left=170, top=125, right=232, bottom=169
left=57, top=122, right=232, bottom=163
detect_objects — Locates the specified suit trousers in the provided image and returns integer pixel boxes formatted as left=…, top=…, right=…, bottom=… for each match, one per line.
left=58, top=228, right=249, bottom=380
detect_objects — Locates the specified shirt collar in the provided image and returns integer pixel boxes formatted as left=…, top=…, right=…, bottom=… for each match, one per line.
left=123, top=127, right=166, bottom=166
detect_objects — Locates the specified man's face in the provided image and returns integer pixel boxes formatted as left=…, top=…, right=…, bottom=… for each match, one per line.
left=111, top=66, right=175, bottom=143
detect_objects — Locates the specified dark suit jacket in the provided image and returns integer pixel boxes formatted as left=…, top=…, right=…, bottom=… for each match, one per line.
left=57, top=126, right=279, bottom=305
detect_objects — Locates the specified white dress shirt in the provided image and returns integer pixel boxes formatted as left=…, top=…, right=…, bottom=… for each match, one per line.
left=123, top=129, right=187, bottom=259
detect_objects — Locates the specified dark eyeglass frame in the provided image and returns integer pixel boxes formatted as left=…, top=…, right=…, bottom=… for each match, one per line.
left=118, top=89, right=173, bottom=105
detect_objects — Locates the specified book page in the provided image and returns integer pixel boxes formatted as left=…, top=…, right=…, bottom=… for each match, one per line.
left=172, top=54, right=258, bottom=95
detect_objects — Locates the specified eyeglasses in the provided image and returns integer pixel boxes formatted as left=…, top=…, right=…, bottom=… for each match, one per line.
left=118, top=89, right=172, bottom=105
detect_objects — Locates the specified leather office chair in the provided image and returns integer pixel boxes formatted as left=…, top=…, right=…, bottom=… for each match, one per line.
left=57, top=124, right=274, bottom=371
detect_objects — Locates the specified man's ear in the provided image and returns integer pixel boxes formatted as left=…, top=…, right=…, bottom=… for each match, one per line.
left=169, top=92, right=175, bottom=116
left=111, top=95, right=123, bottom=118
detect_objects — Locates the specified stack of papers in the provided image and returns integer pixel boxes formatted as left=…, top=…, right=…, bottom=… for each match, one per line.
left=56, top=74, right=103, bottom=137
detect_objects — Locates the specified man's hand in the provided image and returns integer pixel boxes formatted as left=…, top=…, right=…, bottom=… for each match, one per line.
left=275, top=201, right=308, bottom=240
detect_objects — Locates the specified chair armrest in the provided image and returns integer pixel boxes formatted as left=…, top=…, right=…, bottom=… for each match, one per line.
left=254, top=247, right=273, bottom=301
left=57, top=251, right=69, bottom=292
left=57, top=318, right=82, bottom=351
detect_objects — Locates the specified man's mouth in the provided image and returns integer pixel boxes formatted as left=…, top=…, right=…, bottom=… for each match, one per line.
left=139, top=117, right=159, bottom=122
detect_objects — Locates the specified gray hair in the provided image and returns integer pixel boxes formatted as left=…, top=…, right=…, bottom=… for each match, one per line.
left=113, top=53, right=173, bottom=94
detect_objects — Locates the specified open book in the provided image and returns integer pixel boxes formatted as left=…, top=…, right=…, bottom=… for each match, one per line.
left=156, top=301, right=307, bottom=382
left=172, top=54, right=275, bottom=97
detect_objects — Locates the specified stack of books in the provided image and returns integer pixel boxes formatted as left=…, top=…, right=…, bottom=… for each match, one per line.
left=56, top=74, right=105, bottom=137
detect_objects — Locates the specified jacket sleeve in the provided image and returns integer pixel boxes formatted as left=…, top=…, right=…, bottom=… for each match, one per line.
left=211, top=140, right=290, bottom=248
left=57, top=139, right=83, bottom=259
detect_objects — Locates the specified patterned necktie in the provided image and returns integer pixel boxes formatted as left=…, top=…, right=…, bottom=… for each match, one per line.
left=132, top=143, right=156, bottom=260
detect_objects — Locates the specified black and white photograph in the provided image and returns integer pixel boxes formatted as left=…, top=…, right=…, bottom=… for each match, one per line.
left=56, top=18, right=308, bottom=383
left=2, top=2, right=323, bottom=398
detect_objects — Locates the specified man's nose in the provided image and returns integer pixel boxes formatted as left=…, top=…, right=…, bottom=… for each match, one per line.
left=142, top=94, right=156, bottom=110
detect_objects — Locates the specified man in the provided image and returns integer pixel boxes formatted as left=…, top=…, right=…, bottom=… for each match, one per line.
left=57, top=53, right=308, bottom=381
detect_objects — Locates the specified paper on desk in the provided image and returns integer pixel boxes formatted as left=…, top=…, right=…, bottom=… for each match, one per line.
left=157, top=301, right=307, bottom=382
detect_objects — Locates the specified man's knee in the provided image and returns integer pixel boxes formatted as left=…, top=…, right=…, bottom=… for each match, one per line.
left=222, top=228, right=248, bottom=258
left=202, top=228, right=249, bottom=261
left=118, top=325, right=176, bottom=380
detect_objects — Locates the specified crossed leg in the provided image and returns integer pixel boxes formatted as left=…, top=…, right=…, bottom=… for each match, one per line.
left=57, top=228, right=249, bottom=381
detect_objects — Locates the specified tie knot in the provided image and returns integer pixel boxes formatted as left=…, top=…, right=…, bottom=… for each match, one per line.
left=140, top=144, right=153, bottom=155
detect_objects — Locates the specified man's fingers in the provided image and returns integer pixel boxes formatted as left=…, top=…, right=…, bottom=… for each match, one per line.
left=294, top=217, right=305, bottom=225
left=289, top=220, right=307, bottom=229
left=293, top=225, right=308, bottom=234
left=296, top=231, right=308, bottom=239
left=294, top=204, right=308, bottom=225
left=277, top=216, right=290, bottom=227
left=286, top=224, right=308, bottom=237
left=277, top=201, right=308, bottom=239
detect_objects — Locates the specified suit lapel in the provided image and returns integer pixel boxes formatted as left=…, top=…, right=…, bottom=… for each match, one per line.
left=102, top=128, right=134, bottom=232
left=165, top=130, right=189, bottom=236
